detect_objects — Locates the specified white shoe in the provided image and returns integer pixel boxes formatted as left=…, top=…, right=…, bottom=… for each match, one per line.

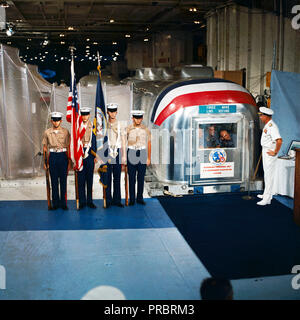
left=257, top=199, right=271, bottom=206
left=257, top=194, right=263, bottom=199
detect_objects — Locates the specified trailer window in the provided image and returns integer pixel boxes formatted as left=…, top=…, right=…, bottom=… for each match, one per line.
left=198, top=123, right=237, bottom=149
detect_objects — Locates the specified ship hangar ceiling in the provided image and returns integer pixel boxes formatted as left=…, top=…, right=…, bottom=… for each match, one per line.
left=1, top=1, right=297, bottom=51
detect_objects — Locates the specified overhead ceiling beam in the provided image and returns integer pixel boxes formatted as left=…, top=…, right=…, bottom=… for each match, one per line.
left=8, top=1, right=27, bottom=22
left=9, top=0, right=225, bottom=6
left=39, top=1, right=48, bottom=26
left=57, top=0, right=66, bottom=27
left=10, top=19, right=180, bottom=26
left=86, top=1, right=94, bottom=21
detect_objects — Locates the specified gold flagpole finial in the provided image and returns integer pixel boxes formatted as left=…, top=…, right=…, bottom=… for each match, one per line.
left=69, top=46, right=76, bottom=58
left=97, top=51, right=101, bottom=76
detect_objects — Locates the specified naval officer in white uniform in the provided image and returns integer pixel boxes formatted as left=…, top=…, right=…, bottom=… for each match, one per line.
left=257, top=107, right=282, bottom=206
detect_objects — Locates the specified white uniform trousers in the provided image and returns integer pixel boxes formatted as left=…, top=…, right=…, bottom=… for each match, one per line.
left=262, top=147, right=278, bottom=202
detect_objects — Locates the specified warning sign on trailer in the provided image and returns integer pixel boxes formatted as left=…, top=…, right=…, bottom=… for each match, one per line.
left=200, top=162, right=235, bottom=178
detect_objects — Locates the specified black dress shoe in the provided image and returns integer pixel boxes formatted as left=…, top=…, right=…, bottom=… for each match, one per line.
left=50, top=206, right=58, bottom=211
left=79, top=204, right=86, bottom=210
left=137, top=199, right=146, bottom=205
left=129, top=201, right=135, bottom=206
left=105, top=203, right=111, bottom=209
left=61, top=205, right=69, bottom=210
left=87, top=203, right=97, bottom=209
left=114, top=203, right=124, bottom=208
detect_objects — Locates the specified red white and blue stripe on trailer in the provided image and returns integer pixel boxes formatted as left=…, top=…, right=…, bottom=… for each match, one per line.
left=151, top=79, right=257, bottom=126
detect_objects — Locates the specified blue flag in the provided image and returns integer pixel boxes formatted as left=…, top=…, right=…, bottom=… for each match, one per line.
left=93, top=67, right=108, bottom=187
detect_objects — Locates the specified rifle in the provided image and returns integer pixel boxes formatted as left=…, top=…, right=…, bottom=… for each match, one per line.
left=75, top=170, right=79, bottom=210
left=125, top=165, right=128, bottom=206
left=103, top=186, right=107, bottom=208
left=44, top=151, right=52, bottom=210
left=98, top=164, right=108, bottom=208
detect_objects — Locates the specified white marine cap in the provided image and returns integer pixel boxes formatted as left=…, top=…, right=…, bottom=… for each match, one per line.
left=50, top=111, right=63, bottom=119
left=259, top=107, right=274, bottom=116
left=107, top=103, right=119, bottom=111
left=131, top=110, right=145, bottom=117
left=80, top=107, right=92, bottom=115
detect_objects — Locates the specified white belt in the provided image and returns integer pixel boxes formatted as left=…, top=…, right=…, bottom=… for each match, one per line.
left=128, top=146, right=146, bottom=150
left=49, top=148, right=67, bottom=153
left=108, top=144, right=121, bottom=149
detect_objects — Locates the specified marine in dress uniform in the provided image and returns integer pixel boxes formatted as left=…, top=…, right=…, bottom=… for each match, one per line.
left=42, top=112, right=70, bottom=210
left=257, top=107, right=282, bottom=206
left=126, top=110, right=151, bottom=206
left=106, top=103, right=126, bottom=208
left=78, top=107, right=97, bottom=209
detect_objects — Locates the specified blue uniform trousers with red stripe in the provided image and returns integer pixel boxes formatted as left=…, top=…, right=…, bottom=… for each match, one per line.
left=127, top=149, right=147, bottom=203
left=77, top=151, right=95, bottom=206
left=49, top=152, right=68, bottom=208
left=106, top=148, right=122, bottom=205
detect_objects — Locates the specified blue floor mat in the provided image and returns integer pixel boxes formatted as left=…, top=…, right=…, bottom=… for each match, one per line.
left=0, top=199, right=173, bottom=231
left=0, top=199, right=208, bottom=300
left=158, top=193, right=300, bottom=280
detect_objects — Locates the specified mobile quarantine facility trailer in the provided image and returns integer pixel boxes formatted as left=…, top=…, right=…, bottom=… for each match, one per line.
left=124, top=66, right=262, bottom=196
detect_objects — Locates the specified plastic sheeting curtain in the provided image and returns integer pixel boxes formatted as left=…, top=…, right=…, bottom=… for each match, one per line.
left=0, top=44, right=132, bottom=179
left=0, top=44, right=53, bottom=179
left=0, top=45, right=68, bottom=179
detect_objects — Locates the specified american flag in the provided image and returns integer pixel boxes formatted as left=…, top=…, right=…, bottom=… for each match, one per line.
left=66, top=84, right=72, bottom=123
left=69, top=74, right=85, bottom=171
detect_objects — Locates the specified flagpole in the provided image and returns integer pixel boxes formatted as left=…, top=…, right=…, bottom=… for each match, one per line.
left=98, top=52, right=107, bottom=209
left=96, top=51, right=107, bottom=209
left=69, top=46, right=80, bottom=211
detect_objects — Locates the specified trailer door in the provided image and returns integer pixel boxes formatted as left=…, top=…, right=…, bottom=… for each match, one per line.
left=190, top=114, right=246, bottom=186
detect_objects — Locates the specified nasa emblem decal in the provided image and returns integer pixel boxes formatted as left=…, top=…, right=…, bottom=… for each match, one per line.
left=209, top=149, right=227, bottom=165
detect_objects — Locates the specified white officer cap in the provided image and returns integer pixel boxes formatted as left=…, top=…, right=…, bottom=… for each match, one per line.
left=107, top=103, right=118, bottom=112
left=259, top=107, right=274, bottom=116
left=50, top=111, right=63, bottom=120
left=131, top=110, right=145, bottom=117
left=80, top=107, right=91, bottom=115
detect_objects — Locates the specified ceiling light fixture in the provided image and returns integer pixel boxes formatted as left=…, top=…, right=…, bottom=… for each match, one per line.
left=110, top=19, right=115, bottom=23
left=125, top=34, right=131, bottom=38
left=0, top=1, right=9, bottom=8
